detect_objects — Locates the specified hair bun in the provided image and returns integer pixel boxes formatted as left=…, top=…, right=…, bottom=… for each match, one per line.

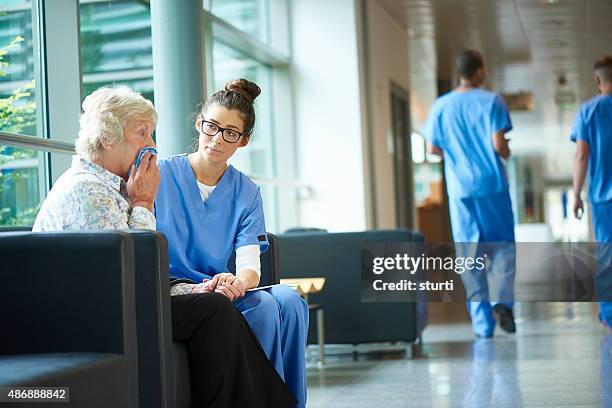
left=225, top=78, right=261, bottom=103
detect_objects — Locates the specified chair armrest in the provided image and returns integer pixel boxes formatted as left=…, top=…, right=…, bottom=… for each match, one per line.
left=126, top=230, right=174, bottom=408
left=262, top=233, right=280, bottom=285
left=226, top=232, right=280, bottom=286
left=0, top=231, right=137, bottom=359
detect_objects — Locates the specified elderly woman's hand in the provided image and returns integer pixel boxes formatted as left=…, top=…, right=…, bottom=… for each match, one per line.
left=127, top=153, right=160, bottom=212
left=190, top=282, right=214, bottom=294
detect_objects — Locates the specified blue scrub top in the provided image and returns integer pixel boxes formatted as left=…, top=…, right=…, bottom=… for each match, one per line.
left=570, top=94, right=612, bottom=204
left=423, top=89, right=513, bottom=198
left=155, top=154, right=269, bottom=281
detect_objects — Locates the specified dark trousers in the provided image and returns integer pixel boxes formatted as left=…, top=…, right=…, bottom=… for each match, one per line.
left=171, top=292, right=296, bottom=408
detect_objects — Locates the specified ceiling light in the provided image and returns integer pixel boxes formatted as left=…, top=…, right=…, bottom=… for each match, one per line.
left=539, top=0, right=559, bottom=4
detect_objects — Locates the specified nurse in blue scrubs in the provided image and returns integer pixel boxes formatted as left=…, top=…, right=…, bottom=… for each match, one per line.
left=155, top=78, right=309, bottom=407
left=423, top=50, right=516, bottom=338
left=571, top=56, right=612, bottom=334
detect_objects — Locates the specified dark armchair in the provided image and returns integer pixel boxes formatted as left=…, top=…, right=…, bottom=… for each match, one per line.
left=0, top=230, right=139, bottom=408
left=0, top=228, right=279, bottom=408
left=135, top=231, right=281, bottom=408
left=277, top=229, right=427, bottom=346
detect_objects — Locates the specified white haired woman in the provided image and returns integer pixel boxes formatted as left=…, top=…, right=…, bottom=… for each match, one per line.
left=34, top=86, right=159, bottom=230
left=33, top=86, right=295, bottom=407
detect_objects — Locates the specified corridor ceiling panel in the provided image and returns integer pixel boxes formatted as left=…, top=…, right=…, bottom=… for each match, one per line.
left=378, top=0, right=612, bottom=165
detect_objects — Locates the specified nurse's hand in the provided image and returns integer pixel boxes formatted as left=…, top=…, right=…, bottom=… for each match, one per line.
left=214, top=282, right=245, bottom=301
left=205, top=273, right=247, bottom=301
left=204, top=272, right=235, bottom=291
left=573, top=195, right=584, bottom=219
left=127, top=153, right=160, bottom=212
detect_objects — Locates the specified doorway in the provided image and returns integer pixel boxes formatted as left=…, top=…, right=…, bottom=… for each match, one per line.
left=390, top=83, right=414, bottom=228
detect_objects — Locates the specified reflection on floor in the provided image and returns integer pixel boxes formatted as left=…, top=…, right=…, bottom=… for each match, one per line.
left=306, top=303, right=612, bottom=408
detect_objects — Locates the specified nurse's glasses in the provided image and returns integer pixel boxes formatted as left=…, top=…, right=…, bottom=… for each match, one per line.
left=198, top=118, right=246, bottom=143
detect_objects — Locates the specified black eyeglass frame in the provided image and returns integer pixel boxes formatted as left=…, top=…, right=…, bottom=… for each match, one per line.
left=198, top=118, right=248, bottom=144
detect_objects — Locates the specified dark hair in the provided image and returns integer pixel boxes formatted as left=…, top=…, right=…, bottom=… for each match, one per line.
left=200, top=78, right=261, bottom=135
left=594, top=56, right=612, bottom=83
left=456, top=50, right=484, bottom=80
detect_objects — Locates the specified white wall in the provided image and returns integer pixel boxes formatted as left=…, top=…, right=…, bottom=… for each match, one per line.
left=289, top=0, right=367, bottom=231
left=365, top=0, right=411, bottom=229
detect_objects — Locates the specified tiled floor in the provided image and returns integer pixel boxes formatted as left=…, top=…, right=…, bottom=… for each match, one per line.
left=306, top=303, right=612, bottom=408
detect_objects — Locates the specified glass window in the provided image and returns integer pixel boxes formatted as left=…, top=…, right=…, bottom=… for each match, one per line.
left=212, top=40, right=274, bottom=177
left=413, top=164, right=442, bottom=205
left=209, top=0, right=268, bottom=43
left=212, top=39, right=278, bottom=230
left=545, top=187, right=589, bottom=241
left=0, top=0, right=42, bottom=226
left=411, top=132, right=425, bottom=164
left=0, top=145, right=42, bottom=225
left=0, top=0, right=36, bottom=136
left=80, top=0, right=153, bottom=101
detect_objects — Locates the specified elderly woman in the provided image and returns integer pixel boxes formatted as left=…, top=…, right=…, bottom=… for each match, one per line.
left=32, top=86, right=295, bottom=408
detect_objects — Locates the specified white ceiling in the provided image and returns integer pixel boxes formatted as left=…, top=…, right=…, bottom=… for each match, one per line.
left=376, top=0, right=612, bottom=179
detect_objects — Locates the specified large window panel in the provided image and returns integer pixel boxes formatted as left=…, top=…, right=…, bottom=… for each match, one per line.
left=0, top=0, right=36, bottom=136
left=212, top=40, right=274, bottom=177
left=0, top=145, right=41, bottom=225
left=209, top=0, right=269, bottom=44
left=212, top=39, right=279, bottom=231
left=80, top=0, right=153, bottom=101
left=83, top=76, right=154, bottom=103
left=0, top=0, right=42, bottom=226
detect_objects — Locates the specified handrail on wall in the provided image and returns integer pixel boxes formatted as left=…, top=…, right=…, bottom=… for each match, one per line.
left=0, top=132, right=75, bottom=155
left=0, top=131, right=310, bottom=190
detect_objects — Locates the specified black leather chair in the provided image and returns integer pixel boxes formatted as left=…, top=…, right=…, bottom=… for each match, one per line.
left=283, top=227, right=328, bottom=234
left=0, top=230, right=139, bottom=408
left=277, top=229, right=428, bottom=345
left=129, top=231, right=175, bottom=408
left=0, top=228, right=279, bottom=408
left=132, top=231, right=280, bottom=408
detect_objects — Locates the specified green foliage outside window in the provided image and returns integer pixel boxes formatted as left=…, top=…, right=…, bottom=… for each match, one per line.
left=0, top=34, right=39, bottom=226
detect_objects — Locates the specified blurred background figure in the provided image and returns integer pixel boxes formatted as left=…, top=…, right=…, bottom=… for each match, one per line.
left=571, top=55, right=612, bottom=333
left=423, top=50, right=516, bottom=338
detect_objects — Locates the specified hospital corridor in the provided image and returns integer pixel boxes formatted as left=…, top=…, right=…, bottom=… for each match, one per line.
left=306, top=303, right=611, bottom=407
left=0, top=0, right=611, bottom=407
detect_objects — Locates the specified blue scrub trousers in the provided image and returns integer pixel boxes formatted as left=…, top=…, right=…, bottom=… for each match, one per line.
left=448, top=191, right=516, bottom=337
left=234, top=285, right=309, bottom=408
left=591, top=200, right=612, bottom=328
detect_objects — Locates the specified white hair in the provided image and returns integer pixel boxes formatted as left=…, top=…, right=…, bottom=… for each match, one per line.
left=75, top=86, right=157, bottom=161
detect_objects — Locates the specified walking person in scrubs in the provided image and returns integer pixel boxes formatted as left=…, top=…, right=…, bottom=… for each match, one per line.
left=423, top=50, right=517, bottom=338
left=572, top=56, right=612, bottom=335
left=155, top=79, right=309, bottom=407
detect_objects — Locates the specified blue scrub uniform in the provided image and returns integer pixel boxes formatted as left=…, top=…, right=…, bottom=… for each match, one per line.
left=570, top=94, right=612, bottom=327
left=155, top=155, right=309, bottom=407
left=424, top=89, right=516, bottom=337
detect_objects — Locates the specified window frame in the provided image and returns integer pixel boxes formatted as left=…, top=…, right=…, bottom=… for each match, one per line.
left=0, top=0, right=308, bottom=232
left=202, top=6, right=304, bottom=232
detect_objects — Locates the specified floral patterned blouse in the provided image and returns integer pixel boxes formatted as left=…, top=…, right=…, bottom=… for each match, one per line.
left=33, top=155, right=155, bottom=232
